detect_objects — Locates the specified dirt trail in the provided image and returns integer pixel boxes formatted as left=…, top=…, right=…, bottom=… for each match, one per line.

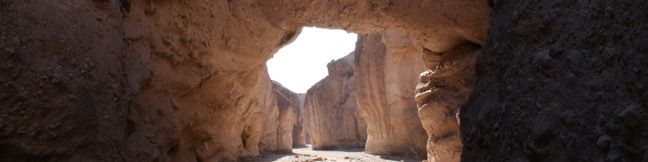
left=247, top=145, right=421, bottom=162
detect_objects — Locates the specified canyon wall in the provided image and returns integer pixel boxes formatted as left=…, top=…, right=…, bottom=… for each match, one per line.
left=122, top=1, right=294, bottom=161
left=304, top=53, right=368, bottom=149
left=239, top=68, right=272, bottom=158
left=0, top=0, right=492, bottom=161
left=353, top=31, right=428, bottom=158
left=461, top=1, right=648, bottom=161
left=235, top=70, right=303, bottom=156
left=272, top=81, right=304, bottom=152
left=297, top=93, right=311, bottom=145
left=12, top=0, right=645, bottom=161
left=257, top=70, right=280, bottom=154
left=291, top=92, right=307, bottom=147
left=415, top=44, right=480, bottom=162
left=260, top=81, right=299, bottom=153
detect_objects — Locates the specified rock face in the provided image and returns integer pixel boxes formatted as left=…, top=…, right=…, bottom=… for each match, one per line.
left=415, top=44, right=480, bottom=162
left=257, top=71, right=281, bottom=154
left=292, top=93, right=307, bottom=147
left=354, top=31, right=428, bottom=158
left=461, top=1, right=648, bottom=162
left=0, top=0, right=493, bottom=161
left=239, top=67, right=273, bottom=158
left=297, top=93, right=312, bottom=145
left=0, top=1, right=132, bottom=161
left=304, top=53, right=368, bottom=149
left=272, top=81, right=301, bottom=152
left=242, top=70, right=302, bottom=156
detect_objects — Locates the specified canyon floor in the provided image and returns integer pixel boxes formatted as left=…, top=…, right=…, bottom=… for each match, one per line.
left=246, top=145, right=421, bottom=162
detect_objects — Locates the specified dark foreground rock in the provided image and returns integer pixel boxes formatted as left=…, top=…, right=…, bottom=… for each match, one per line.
left=461, top=1, right=648, bottom=161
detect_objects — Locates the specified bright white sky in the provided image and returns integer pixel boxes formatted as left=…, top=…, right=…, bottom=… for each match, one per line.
left=266, top=27, right=357, bottom=93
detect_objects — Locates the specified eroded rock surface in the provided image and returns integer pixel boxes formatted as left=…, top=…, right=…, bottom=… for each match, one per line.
left=461, top=1, right=648, bottom=161
left=304, top=53, right=368, bottom=149
left=353, top=31, right=428, bottom=158
left=415, top=44, right=480, bottom=162
left=292, top=92, right=307, bottom=147
left=0, top=1, right=131, bottom=161
left=271, top=81, right=301, bottom=153
left=239, top=67, right=273, bottom=158
left=1, top=0, right=492, bottom=161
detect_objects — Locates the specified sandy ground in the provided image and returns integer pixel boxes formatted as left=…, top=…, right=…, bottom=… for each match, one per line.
left=244, top=145, right=422, bottom=162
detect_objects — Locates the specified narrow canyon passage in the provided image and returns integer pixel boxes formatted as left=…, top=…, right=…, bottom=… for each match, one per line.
left=2, top=1, right=646, bottom=162
left=261, top=27, right=427, bottom=161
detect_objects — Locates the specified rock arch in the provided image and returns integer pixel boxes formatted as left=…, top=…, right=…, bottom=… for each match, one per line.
left=0, top=0, right=490, bottom=161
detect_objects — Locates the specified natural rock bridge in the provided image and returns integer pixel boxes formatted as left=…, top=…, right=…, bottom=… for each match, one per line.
left=1, top=0, right=646, bottom=162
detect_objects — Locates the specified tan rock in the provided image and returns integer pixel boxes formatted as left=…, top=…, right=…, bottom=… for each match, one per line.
left=415, top=44, right=480, bottom=162
left=292, top=93, right=307, bottom=147
left=353, top=30, right=428, bottom=158
left=272, top=81, right=301, bottom=152
left=248, top=72, right=302, bottom=155
left=304, top=53, right=368, bottom=149
left=1, top=0, right=490, bottom=161
left=239, top=67, right=273, bottom=158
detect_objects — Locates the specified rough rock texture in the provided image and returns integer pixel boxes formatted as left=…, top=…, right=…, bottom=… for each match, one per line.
left=353, top=30, right=428, bottom=158
left=1, top=0, right=491, bottom=161
left=239, top=67, right=273, bottom=158
left=242, top=71, right=301, bottom=156
left=121, top=1, right=296, bottom=161
left=297, top=93, right=312, bottom=145
left=0, top=1, right=131, bottom=161
left=254, top=0, right=491, bottom=52
left=304, top=53, right=368, bottom=150
left=415, top=44, right=480, bottom=162
left=292, top=92, right=307, bottom=147
left=256, top=70, right=280, bottom=154
left=271, top=81, right=301, bottom=153
left=461, top=1, right=648, bottom=162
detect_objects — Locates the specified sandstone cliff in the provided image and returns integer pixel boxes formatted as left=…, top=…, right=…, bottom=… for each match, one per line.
left=271, top=81, right=301, bottom=152
left=291, top=92, right=307, bottom=147
left=1, top=0, right=495, bottom=161
left=7, top=0, right=646, bottom=161
left=304, top=53, right=368, bottom=150
left=297, top=93, right=312, bottom=145
left=239, top=67, right=273, bottom=158
left=353, top=31, right=428, bottom=158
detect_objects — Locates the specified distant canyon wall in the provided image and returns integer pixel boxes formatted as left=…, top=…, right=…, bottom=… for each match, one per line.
left=304, top=53, right=368, bottom=150
left=354, top=31, right=428, bottom=158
